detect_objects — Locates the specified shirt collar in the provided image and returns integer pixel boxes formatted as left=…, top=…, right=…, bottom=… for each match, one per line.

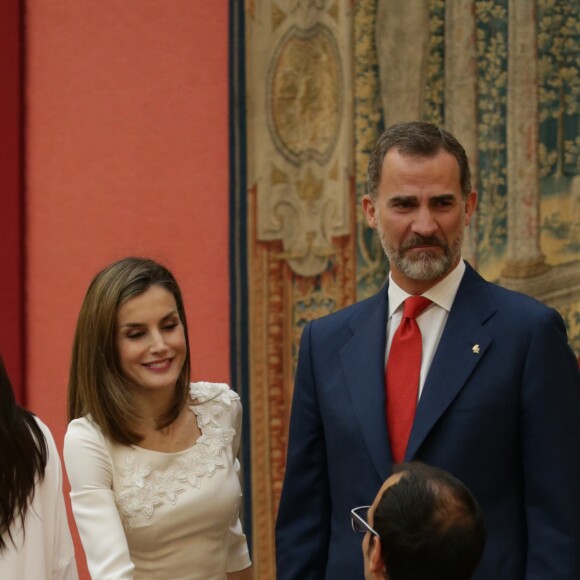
left=388, top=260, right=466, bottom=318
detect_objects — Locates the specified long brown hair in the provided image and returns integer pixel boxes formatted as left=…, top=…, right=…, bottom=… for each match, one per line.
left=68, top=257, right=191, bottom=445
left=0, top=357, right=48, bottom=552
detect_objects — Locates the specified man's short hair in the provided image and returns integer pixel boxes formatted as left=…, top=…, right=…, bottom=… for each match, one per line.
left=366, top=121, right=472, bottom=200
left=373, top=462, right=486, bottom=580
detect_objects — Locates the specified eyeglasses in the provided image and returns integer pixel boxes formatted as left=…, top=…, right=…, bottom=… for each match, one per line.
left=350, top=505, right=379, bottom=537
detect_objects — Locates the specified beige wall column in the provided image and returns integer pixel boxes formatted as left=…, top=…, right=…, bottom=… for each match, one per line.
left=501, top=0, right=548, bottom=278
left=445, top=0, right=479, bottom=267
left=375, top=0, right=430, bottom=126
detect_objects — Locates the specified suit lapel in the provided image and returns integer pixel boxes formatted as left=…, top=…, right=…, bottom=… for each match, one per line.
left=406, top=265, right=495, bottom=460
left=340, top=287, right=392, bottom=481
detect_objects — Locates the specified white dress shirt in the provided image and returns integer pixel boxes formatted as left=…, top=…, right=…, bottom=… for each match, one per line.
left=386, top=260, right=466, bottom=400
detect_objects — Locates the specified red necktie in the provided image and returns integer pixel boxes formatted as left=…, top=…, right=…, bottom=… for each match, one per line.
left=386, top=296, right=432, bottom=463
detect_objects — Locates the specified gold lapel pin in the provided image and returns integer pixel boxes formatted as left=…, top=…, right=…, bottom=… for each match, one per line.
left=472, top=344, right=480, bottom=354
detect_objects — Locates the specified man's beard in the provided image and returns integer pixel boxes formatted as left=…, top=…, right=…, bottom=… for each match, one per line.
left=377, top=226, right=463, bottom=281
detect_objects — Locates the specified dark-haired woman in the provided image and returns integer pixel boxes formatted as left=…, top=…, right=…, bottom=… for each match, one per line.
left=0, top=357, right=78, bottom=579
left=64, top=257, right=252, bottom=579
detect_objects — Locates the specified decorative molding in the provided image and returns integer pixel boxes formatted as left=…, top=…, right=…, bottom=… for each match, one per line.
left=267, top=24, right=342, bottom=166
left=247, top=1, right=353, bottom=276
left=248, top=187, right=278, bottom=580
left=247, top=191, right=355, bottom=579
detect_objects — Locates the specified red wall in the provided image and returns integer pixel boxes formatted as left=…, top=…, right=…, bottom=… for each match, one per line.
left=25, top=2, right=230, bottom=577
left=0, top=0, right=24, bottom=400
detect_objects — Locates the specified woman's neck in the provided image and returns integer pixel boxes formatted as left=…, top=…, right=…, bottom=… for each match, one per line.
left=134, top=402, right=200, bottom=452
left=132, top=389, right=176, bottom=431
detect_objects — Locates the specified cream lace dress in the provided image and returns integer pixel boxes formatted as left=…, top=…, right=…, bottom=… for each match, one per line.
left=64, top=382, right=251, bottom=580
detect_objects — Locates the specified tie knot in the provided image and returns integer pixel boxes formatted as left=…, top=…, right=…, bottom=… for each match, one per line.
left=402, top=296, right=432, bottom=319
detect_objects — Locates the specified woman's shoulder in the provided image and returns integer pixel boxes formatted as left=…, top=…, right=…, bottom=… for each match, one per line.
left=188, top=381, right=240, bottom=406
left=189, top=382, right=242, bottom=432
left=63, top=415, right=118, bottom=475
left=32, top=415, right=55, bottom=444
left=31, top=416, right=60, bottom=455
left=64, top=415, right=107, bottom=448
left=66, top=414, right=97, bottom=432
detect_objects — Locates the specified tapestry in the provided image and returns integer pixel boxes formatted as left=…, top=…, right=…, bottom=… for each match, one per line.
left=233, top=1, right=580, bottom=577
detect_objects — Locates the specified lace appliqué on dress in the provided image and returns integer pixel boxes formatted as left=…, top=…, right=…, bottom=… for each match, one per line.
left=115, top=382, right=238, bottom=532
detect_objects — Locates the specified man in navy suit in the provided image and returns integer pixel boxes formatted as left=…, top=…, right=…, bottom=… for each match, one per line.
left=275, top=121, right=580, bottom=579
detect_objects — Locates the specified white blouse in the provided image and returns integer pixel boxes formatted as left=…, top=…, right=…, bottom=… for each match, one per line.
left=0, top=417, right=78, bottom=580
left=64, top=382, right=251, bottom=580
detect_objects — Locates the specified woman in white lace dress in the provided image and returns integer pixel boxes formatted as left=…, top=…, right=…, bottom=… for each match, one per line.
left=63, top=258, right=253, bottom=580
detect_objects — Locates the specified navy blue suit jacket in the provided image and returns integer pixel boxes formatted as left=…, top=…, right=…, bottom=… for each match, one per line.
left=276, top=263, right=580, bottom=579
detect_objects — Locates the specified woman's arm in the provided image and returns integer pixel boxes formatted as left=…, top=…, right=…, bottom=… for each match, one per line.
left=63, top=419, right=135, bottom=580
left=225, top=395, right=253, bottom=576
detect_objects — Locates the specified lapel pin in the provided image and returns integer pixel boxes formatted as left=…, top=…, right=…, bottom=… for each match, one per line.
left=472, top=344, right=480, bottom=354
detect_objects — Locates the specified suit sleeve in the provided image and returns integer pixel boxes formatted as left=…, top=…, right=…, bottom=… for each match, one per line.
left=275, top=321, right=331, bottom=580
left=520, top=307, right=580, bottom=578
left=63, top=419, right=135, bottom=580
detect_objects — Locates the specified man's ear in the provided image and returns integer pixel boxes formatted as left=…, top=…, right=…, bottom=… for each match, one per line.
left=369, top=537, right=386, bottom=577
left=362, top=195, right=378, bottom=229
left=464, top=190, right=477, bottom=226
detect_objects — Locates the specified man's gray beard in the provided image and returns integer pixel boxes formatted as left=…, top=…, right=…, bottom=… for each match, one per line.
left=377, top=226, right=463, bottom=281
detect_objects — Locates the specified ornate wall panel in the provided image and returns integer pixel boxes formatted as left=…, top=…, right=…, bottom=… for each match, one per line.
left=235, top=1, right=580, bottom=577
left=244, top=1, right=355, bottom=577
left=247, top=0, right=353, bottom=278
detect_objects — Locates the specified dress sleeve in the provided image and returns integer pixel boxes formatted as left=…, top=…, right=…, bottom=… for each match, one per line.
left=63, top=419, right=135, bottom=580
left=33, top=419, right=79, bottom=580
left=225, top=395, right=252, bottom=573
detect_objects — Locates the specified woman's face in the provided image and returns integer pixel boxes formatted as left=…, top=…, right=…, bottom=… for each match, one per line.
left=116, top=285, right=186, bottom=395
